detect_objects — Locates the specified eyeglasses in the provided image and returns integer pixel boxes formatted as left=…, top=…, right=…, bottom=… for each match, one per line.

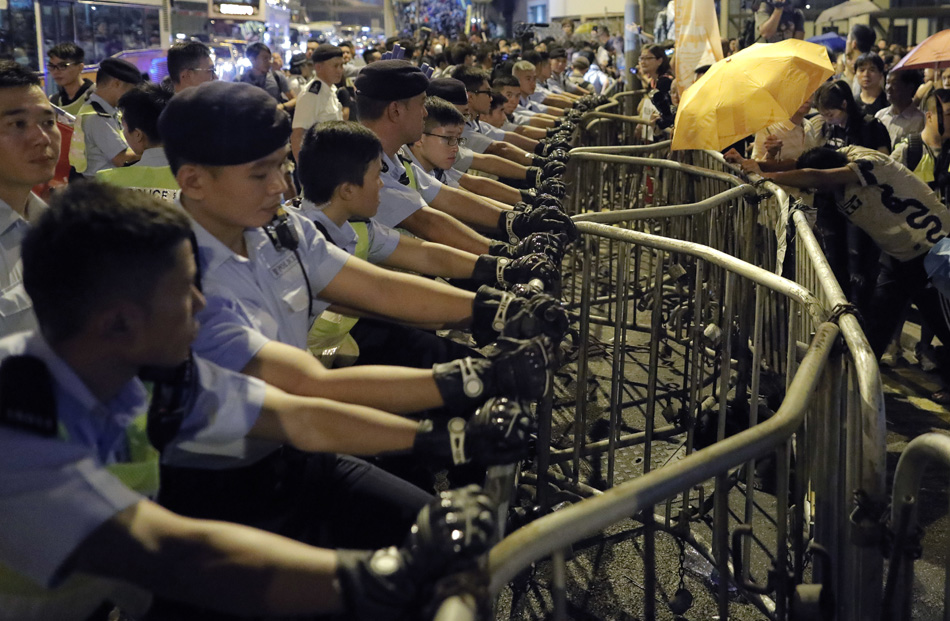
left=46, top=61, right=80, bottom=71
left=190, top=67, right=218, bottom=76
left=468, top=89, right=492, bottom=96
left=423, top=133, right=466, bottom=147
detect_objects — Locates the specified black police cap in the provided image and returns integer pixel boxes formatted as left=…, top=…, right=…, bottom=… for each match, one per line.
left=312, top=44, right=343, bottom=62
left=355, top=59, right=428, bottom=101
left=548, top=47, right=567, bottom=60
left=158, top=81, right=291, bottom=167
left=98, top=58, right=143, bottom=85
left=426, top=78, right=468, bottom=106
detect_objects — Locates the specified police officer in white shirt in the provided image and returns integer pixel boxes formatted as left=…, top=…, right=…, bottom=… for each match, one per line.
left=291, top=43, right=345, bottom=161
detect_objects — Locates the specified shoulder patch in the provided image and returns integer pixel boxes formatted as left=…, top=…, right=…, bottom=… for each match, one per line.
left=308, top=80, right=323, bottom=95
left=0, top=355, right=58, bottom=437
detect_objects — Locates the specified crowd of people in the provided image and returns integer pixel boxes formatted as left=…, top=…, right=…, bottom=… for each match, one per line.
left=0, top=18, right=615, bottom=621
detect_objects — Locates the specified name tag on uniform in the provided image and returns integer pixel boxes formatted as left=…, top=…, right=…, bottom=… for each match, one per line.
left=269, top=254, right=300, bottom=279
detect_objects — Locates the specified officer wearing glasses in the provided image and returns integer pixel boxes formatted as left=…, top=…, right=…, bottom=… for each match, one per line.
left=166, top=41, right=217, bottom=94
left=46, top=42, right=94, bottom=118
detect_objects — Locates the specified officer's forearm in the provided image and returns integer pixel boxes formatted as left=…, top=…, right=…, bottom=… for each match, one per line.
left=503, top=131, right=539, bottom=152
left=470, top=152, right=529, bottom=179
left=527, top=115, right=556, bottom=129
left=383, top=236, right=480, bottom=281
left=515, top=124, right=547, bottom=140
left=291, top=128, right=305, bottom=161
left=111, top=148, right=140, bottom=168
left=486, top=141, right=534, bottom=166
left=253, top=387, right=421, bottom=455
left=459, top=174, right=522, bottom=205
left=431, top=186, right=506, bottom=229
left=401, top=206, right=491, bottom=255
left=72, top=501, right=344, bottom=617
left=542, top=95, right=573, bottom=109
left=243, top=341, right=444, bottom=412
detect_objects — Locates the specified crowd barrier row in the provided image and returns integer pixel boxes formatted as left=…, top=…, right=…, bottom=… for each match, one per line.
left=428, top=94, right=944, bottom=621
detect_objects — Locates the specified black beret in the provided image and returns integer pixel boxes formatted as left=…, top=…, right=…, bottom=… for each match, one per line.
left=290, top=52, right=309, bottom=67
left=548, top=46, right=567, bottom=60
left=426, top=78, right=468, bottom=106
left=355, top=59, right=429, bottom=100
left=98, top=58, right=143, bottom=85
left=158, top=81, right=291, bottom=167
left=312, top=44, right=343, bottom=62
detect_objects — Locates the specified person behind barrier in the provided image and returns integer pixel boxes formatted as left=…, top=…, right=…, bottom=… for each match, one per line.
left=46, top=42, right=95, bottom=119
left=427, top=76, right=542, bottom=188
left=159, top=81, right=563, bottom=402
left=69, top=57, right=142, bottom=178
left=0, top=61, right=59, bottom=338
left=878, top=71, right=926, bottom=154
left=166, top=41, right=216, bottom=94
left=97, top=83, right=179, bottom=201
left=753, top=0, right=804, bottom=43
left=854, top=53, right=888, bottom=118
left=356, top=61, right=574, bottom=255
left=733, top=146, right=950, bottom=400
left=548, top=46, right=589, bottom=97
left=290, top=43, right=344, bottom=161
left=892, top=89, right=950, bottom=194
left=0, top=181, right=502, bottom=620
left=410, top=96, right=531, bottom=206
left=521, top=50, right=574, bottom=110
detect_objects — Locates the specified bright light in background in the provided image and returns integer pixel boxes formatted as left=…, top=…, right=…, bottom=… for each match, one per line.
left=176, top=33, right=187, bottom=40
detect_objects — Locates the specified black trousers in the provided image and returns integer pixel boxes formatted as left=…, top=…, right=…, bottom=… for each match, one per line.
left=349, top=318, right=478, bottom=368
left=862, top=253, right=950, bottom=383
left=148, top=449, right=432, bottom=620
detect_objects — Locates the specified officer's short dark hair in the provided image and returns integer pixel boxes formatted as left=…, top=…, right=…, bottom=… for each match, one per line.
left=491, top=74, right=520, bottom=91
left=246, top=42, right=270, bottom=60
left=451, top=65, right=490, bottom=91
left=362, top=48, right=380, bottom=64
left=356, top=94, right=398, bottom=121
left=118, top=83, right=172, bottom=144
left=167, top=41, right=211, bottom=84
left=48, top=42, right=85, bottom=63
left=23, top=182, right=193, bottom=344
left=338, top=40, right=354, bottom=51
left=424, top=96, right=465, bottom=132
left=923, top=89, right=950, bottom=114
left=0, top=60, right=40, bottom=89
left=489, top=92, right=507, bottom=112
left=796, top=146, right=848, bottom=171
left=850, top=24, right=875, bottom=54
left=297, top=121, right=382, bottom=204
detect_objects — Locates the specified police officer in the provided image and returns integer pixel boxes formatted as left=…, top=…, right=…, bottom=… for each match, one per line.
left=46, top=42, right=95, bottom=118
left=69, top=57, right=142, bottom=177
left=291, top=43, right=344, bottom=161
left=0, top=61, right=59, bottom=338
left=97, top=83, right=179, bottom=201
left=0, top=181, right=501, bottom=621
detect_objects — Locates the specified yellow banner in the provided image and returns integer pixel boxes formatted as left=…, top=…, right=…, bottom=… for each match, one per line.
left=674, top=0, right=724, bottom=96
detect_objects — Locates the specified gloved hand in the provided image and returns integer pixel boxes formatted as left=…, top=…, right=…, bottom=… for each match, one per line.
left=534, top=141, right=557, bottom=157
left=547, top=148, right=570, bottom=163
left=533, top=194, right=563, bottom=211
left=542, top=160, right=566, bottom=179
left=471, top=253, right=560, bottom=291
left=471, top=285, right=570, bottom=346
left=526, top=165, right=543, bottom=187
left=512, top=231, right=568, bottom=263
left=512, top=201, right=532, bottom=212
left=413, top=397, right=535, bottom=466
left=498, top=206, right=577, bottom=244
left=335, top=485, right=496, bottom=621
left=432, top=336, right=553, bottom=408
left=519, top=188, right=536, bottom=204
left=538, top=178, right=567, bottom=198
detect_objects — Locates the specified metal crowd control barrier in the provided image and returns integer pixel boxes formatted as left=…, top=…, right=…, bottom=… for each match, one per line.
left=433, top=224, right=855, bottom=621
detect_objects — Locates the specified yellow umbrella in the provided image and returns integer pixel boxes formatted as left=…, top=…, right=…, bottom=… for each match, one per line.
left=671, top=39, right=834, bottom=151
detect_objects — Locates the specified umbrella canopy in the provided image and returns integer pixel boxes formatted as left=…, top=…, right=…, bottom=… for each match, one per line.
left=807, top=31, right=847, bottom=53
left=891, top=30, right=950, bottom=72
left=671, top=39, right=834, bottom=151
left=816, top=0, right=880, bottom=25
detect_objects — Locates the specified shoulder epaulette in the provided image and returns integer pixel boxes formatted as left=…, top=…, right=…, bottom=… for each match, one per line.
left=89, top=100, right=112, bottom=118
left=0, top=355, right=58, bottom=437
left=308, top=80, right=323, bottom=95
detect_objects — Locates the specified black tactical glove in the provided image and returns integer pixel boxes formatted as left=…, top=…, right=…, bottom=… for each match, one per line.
left=432, top=336, right=552, bottom=409
left=512, top=200, right=532, bottom=212
left=525, top=165, right=543, bottom=187
left=471, top=285, right=570, bottom=346
left=512, top=231, right=568, bottom=263
left=498, top=206, right=577, bottom=244
left=413, top=397, right=535, bottom=467
left=471, top=253, right=560, bottom=291
left=487, top=239, right=517, bottom=258
left=534, top=141, right=555, bottom=157
left=336, top=485, right=496, bottom=621
left=534, top=194, right=564, bottom=211
left=542, top=160, right=566, bottom=179
left=519, top=188, right=536, bottom=203
left=547, top=148, right=570, bottom=163
left=538, top=178, right=567, bottom=199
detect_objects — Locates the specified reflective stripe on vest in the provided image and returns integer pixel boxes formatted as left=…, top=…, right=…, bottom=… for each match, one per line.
left=402, top=158, right=419, bottom=191
left=915, top=150, right=937, bottom=185
left=96, top=165, right=181, bottom=202
left=307, top=222, right=371, bottom=364
left=67, top=102, right=106, bottom=174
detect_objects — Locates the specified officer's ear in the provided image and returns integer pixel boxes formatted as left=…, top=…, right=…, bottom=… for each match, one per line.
left=175, top=163, right=213, bottom=201
left=385, top=100, right=404, bottom=123
left=90, top=299, right=147, bottom=347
